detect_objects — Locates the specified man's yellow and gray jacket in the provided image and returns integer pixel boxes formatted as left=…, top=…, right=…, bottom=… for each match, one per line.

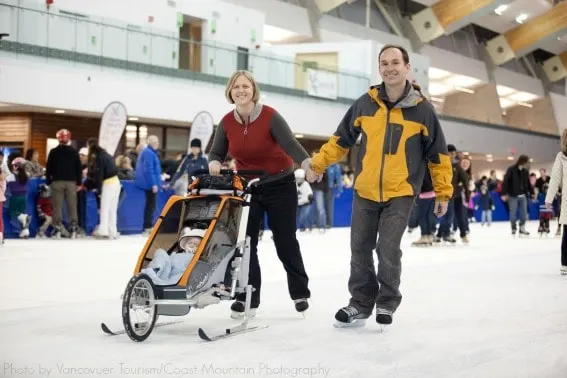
left=311, top=81, right=453, bottom=203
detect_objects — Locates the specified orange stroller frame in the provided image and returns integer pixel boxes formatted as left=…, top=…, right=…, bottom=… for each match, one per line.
left=114, top=170, right=266, bottom=342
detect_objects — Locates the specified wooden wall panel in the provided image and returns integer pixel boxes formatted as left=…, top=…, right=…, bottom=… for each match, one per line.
left=0, top=114, right=31, bottom=152
left=30, top=114, right=101, bottom=165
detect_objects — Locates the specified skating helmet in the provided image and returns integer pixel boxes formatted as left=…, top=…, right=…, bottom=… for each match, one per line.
left=39, top=183, right=51, bottom=198
left=178, top=227, right=206, bottom=253
left=56, top=129, right=71, bottom=144
left=294, top=169, right=306, bottom=181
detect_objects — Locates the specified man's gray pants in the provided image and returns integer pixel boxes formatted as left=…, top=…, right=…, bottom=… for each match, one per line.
left=348, top=193, right=415, bottom=314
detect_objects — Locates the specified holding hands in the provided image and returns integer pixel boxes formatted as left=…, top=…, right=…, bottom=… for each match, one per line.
left=301, top=158, right=323, bottom=183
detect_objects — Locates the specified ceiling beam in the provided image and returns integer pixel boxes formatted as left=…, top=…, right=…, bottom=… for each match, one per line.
left=313, top=0, right=350, bottom=13
left=485, top=1, right=567, bottom=65
left=409, top=0, right=511, bottom=43
left=541, top=50, right=567, bottom=82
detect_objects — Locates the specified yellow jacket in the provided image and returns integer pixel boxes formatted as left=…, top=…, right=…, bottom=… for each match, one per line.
left=311, top=82, right=453, bottom=203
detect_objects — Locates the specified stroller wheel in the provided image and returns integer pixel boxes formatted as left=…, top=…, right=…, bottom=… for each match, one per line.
left=122, top=274, right=158, bottom=342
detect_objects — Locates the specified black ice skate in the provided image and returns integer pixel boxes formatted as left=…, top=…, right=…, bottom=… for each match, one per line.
left=376, top=308, right=393, bottom=329
left=333, top=305, right=370, bottom=328
left=230, top=300, right=257, bottom=319
left=293, top=298, right=309, bottom=314
left=442, top=236, right=456, bottom=244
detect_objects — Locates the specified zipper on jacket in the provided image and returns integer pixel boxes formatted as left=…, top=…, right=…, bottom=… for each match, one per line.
left=379, top=109, right=390, bottom=202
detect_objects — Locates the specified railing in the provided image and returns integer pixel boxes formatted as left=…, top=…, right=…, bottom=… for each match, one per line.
left=0, top=0, right=370, bottom=102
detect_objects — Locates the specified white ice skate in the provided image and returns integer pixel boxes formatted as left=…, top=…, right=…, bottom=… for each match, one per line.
left=561, top=266, right=567, bottom=275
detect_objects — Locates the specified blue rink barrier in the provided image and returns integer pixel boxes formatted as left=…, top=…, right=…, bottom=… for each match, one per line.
left=2, top=178, right=173, bottom=238
left=2, top=180, right=540, bottom=239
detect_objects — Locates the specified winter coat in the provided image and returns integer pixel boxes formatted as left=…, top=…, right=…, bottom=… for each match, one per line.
left=297, top=180, right=313, bottom=206
left=502, top=165, right=532, bottom=197
left=545, top=152, right=567, bottom=224
left=170, top=153, right=208, bottom=185
left=141, top=249, right=194, bottom=286
left=134, top=146, right=162, bottom=191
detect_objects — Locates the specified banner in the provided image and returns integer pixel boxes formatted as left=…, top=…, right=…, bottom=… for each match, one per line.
left=189, top=111, right=214, bottom=153
left=306, top=68, right=338, bottom=100
left=98, top=101, right=128, bottom=156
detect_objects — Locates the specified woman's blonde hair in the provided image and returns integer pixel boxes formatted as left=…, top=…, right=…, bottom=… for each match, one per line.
left=561, top=129, right=567, bottom=153
left=224, top=70, right=260, bottom=104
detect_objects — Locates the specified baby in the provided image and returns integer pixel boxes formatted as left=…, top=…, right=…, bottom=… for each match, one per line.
left=142, top=227, right=206, bottom=285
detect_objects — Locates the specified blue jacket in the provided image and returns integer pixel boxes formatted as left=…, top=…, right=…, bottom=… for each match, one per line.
left=134, top=146, right=162, bottom=191
left=327, top=163, right=343, bottom=193
left=170, top=153, right=208, bottom=185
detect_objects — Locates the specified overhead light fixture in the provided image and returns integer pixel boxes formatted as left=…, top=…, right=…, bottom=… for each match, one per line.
left=486, top=154, right=493, bottom=158
left=295, top=134, right=304, bottom=138
left=517, top=101, right=533, bottom=108
left=494, top=4, right=508, bottom=15
left=515, top=13, right=528, bottom=24
left=54, top=109, right=65, bottom=114
left=430, top=97, right=445, bottom=102
left=128, top=117, right=139, bottom=121
left=496, top=85, right=516, bottom=97
left=454, top=86, right=475, bottom=94
left=508, top=92, right=538, bottom=102
left=463, top=152, right=469, bottom=156
left=428, top=67, right=452, bottom=80
left=529, top=158, right=534, bottom=163
left=507, top=156, right=514, bottom=160
left=428, top=82, right=452, bottom=96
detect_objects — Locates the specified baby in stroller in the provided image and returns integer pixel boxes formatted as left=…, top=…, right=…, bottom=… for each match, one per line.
left=141, top=227, right=205, bottom=286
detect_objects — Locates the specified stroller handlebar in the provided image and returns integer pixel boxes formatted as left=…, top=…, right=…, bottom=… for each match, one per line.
left=192, top=169, right=268, bottom=177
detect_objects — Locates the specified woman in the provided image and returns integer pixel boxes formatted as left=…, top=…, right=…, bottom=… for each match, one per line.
left=85, top=139, right=120, bottom=239
left=545, top=129, right=567, bottom=275
left=24, top=148, right=44, bottom=177
left=208, top=70, right=316, bottom=318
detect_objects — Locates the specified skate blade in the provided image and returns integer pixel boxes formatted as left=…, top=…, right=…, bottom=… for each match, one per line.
left=230, top=309, right=257, bottom=320
left=333, top=318, right=367, bottom=328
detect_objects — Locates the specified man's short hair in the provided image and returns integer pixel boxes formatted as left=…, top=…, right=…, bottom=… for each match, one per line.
left=378, top=44, right=410, bottom=65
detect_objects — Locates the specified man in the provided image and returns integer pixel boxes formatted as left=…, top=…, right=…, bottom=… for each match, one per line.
left=535, top=168, right=550, bottom=196
left=134, top=135, right=162, bottom=234
left=45, top=129, right=83, bottom=238
left=304, top=44, right=453, bottom=327
left=501, top=154, right=532, bottom=236
left=437, top=144, right=469, bottom=244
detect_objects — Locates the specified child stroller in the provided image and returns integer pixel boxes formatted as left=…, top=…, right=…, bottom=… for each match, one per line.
left=101, top=169, right=266, bottom=342
left=538, top=204, right=554, bottom=237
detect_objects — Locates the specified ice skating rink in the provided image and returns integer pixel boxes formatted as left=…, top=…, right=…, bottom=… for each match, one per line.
left=1, top=220, right=566, bottom=378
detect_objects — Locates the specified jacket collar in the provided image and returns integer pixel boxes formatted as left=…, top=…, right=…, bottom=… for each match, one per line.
left=368, top=80, right=424, bottom=109
left=234, top=102, right=263, bottom=124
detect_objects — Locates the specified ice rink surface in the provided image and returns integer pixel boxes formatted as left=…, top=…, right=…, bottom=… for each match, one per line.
left=1, top=220, right=566, bottom=378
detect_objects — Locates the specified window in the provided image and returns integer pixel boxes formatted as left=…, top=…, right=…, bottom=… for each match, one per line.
left=237, top=47, right=249, bottom=71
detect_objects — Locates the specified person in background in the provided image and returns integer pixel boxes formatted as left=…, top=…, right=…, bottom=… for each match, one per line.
left=437, top=144, right=468, bottom=244
left=487, top=170, right=499, bottom=192
left=309, top=150, right=328, bottom=232
left=116, top=155, right=134, bottom=180
left=134, top=135, right=162, bottom=234
left=86, top=138, right=120, bottom=239
left=325, top=163, right=342, bottom=228
left=208, top=70, right=316, bottom=317
left=6, top=157, right=31, bottom=238
left=501, top=154, right=533, bottom=236
left=411, top=170, right=437, bottom=247
left=544, top=129, right=567, bottom=275
left=169, top=138, right=208, bottom=196
left=295, top=168, right=313, bottom=232
left=0, top=151, right=8, bottom=178
left=24, top=148, right=44, bottom=177
left=0, top=165, right=5, bottom=245
left=45, top=129, right=83, bottom=238
left=475, top=184, right=494, bottom=226
left=536, top=168, right=550, bottom=199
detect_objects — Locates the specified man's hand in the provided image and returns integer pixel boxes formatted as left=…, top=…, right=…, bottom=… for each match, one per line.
left=434, top=200, right=449, bottom=217
left=209, top=161, right=221, bottom=176
left=152, top=185, right=158, bottom=194
left=545, top=202, right=552, bottom=209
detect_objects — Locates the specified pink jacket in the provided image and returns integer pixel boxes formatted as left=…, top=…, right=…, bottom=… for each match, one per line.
left=0, top=173, right=5, bottom=202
